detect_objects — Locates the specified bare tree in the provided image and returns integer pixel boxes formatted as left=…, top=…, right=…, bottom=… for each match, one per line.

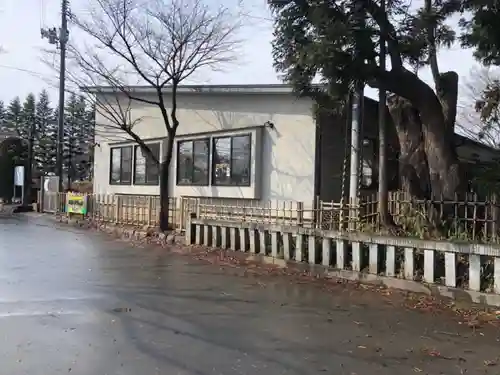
left=457, top=65, right=500, bottom=148
left=66, top=0, right=241, bottom=230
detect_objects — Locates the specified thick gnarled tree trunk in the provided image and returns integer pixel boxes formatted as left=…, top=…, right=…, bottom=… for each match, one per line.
left=384, top=69, right=465, bottom=201
left=387, top=95, right=430, bottom=199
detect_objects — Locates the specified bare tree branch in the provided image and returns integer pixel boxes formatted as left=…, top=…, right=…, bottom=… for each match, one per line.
left=457, top=65, right=500, bottom=148
left=62, top=0, right=241, bottom=143
left=52, top=0, right=241, bottom=230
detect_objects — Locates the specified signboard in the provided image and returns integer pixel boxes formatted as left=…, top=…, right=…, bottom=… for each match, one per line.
left=66, top=193, right=87, bottom=215
left=14, top=166, right=24, bottom=186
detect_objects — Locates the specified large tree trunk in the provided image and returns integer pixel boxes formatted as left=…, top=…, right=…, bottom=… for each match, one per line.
left=387, top=94, right=431, bottom=199
left=159, top=136, right=175, bottom=232
left=384, top=69, right=465, bottom=200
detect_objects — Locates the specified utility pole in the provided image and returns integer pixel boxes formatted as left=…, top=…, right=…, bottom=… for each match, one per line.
left=378, top=0, right=389, bottom=226
left=24, top=117, right=35, bottom=206
left=348, top=2, right=366, bottom=231
left=41, top=0, right=68, bottom=193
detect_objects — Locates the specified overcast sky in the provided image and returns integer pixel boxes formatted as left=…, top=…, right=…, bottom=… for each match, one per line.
left=0, top=0, right=484, bottom=116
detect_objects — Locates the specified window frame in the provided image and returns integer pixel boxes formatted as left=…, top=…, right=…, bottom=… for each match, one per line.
left=211, top=133, right=252, bottom=187
left=133, top=143, right=161, bottom=186
left=109, top=145, right=133, bottom=185
left=176, top=137, right=211, bottom=186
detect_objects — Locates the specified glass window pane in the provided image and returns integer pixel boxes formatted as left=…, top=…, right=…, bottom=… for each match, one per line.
left=121, top=146, right=132, bottom=183
left=193, top=139, right=209, bottom=185
left=212, top=137, right=231, bottom=185
left=146, top=143, right=160, bottom=185
left=111, top=148, right=121, bottom=183
left=177, top=141, right=193, bottom=184
left=231, top=135, right=251, bottom=186
left=134, top=146, right=146, bottom=184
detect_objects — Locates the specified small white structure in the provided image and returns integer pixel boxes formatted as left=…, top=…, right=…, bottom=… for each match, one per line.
left=92, top=84, right=317, bottom=204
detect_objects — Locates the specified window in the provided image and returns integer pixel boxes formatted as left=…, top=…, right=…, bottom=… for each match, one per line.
left=134, top=143, right=161, bottom=185
left=110, top=146, right=133, bottom=185
left=176, top=138, right=210, bottom=185
left=212, top=134, right=251, bottom=186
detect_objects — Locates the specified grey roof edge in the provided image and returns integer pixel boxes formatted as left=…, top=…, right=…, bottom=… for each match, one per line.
left=81, top=83, right=305, bottom=95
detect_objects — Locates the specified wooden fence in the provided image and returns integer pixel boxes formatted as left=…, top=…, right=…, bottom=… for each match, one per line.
left=39, top=191, right=500, bottom=242
left=41, top=192, right=180, bottom=230
left=360, top=191, right=500, bottom=242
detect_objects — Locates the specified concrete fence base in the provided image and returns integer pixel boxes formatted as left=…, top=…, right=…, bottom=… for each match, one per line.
left=187, top=217, right=500, bottom=307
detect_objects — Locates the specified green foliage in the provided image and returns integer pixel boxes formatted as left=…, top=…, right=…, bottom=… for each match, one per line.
left=63, top=94, right=94, bottom=183
left=34, top=89, right=57, bottom=175
left=0, top=91, right=95, bottom=181
left=270, top=0, right=462, bottom=99
left=2, top=97, right=23, bottom=138
left=0, top=138, right=27, bottom=201
left=459, top=2, right=500, bottom=66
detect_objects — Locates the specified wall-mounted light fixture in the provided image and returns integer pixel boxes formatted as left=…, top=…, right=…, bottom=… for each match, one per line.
left=264, top=121, right=275, bottom=129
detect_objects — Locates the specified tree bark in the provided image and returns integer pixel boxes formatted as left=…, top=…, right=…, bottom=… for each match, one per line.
left=377, top=68, right=465, bottom=201
left=159, top=136, right=174, bottom=232
left=387, top=94, right=431, bottom=199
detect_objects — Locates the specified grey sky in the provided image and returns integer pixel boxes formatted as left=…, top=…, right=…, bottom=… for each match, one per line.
left=0, top=0, right=482, bottom=118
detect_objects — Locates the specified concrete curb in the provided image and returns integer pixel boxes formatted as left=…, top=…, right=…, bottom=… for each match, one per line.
left=54, top=214, right=184, bottom=246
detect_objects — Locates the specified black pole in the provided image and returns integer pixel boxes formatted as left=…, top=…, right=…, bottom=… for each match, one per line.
left=378, top=0, right=388, bottom=225
left=56, top=0, right=68, bottom=192
left=24, top=118, right=35, bottom=206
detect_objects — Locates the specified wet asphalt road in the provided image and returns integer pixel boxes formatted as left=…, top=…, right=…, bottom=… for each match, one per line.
left=1, top=214, right=499, bottom=375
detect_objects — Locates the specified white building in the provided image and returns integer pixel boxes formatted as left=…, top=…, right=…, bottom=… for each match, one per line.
left=92, top=84, right=318, bottom=205
left=90, top=84, right=500, bottom=209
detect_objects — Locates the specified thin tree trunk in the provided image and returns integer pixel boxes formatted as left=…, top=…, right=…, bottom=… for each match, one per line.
left=159, top=136, right=174, bottom=232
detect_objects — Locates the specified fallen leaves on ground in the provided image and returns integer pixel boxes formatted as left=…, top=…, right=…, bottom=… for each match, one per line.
left=169, top=244, right=500, bottom=331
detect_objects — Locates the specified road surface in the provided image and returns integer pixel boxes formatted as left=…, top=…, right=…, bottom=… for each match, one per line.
left=0, top=214, right=499, bottom=375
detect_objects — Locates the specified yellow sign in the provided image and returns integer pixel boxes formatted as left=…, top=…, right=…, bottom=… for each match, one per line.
left=66, top=193, right=87, bottom=215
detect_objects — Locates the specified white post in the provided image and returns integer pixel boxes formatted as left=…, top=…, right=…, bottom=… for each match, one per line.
left=423, top=249, right=434, bottom=284
left=322, top=238, right=331, bottom=267
left=445, top=252, right=456, bottom=288
left=386, top=246, right=395, bottom=277
left=404, top=248, right=414, bottom=280
left=352, top=242, right=361, bottom=271
left=468, top=254, right=481, bottom=291
left=369, top=244, right=378, bottom=274
left=336, top=240, right=346, bottom=269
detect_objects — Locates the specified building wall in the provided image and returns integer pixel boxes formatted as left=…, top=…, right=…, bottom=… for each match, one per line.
left=93, top=91, right=317, bottom=205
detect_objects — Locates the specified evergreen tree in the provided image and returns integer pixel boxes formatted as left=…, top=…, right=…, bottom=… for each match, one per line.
left=34, top=90, right=56, bottom=175
left=270, top=0, right=465, bottom=203
left=4, top=97, right=25, bottom=139
left=63, top=94, right=94, bottom=185
left=0, top=101, right=6, bottom=134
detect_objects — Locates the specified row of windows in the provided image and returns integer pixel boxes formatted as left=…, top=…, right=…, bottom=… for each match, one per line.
left=110, top=143, right=160, bottom=185
left=177, top=134, right=251, bottom=186
left=109, top=134, right=252, bottom=187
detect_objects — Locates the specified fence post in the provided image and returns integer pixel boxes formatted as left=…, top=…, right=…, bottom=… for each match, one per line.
left=297, top=202, right=304, bottom=227
left=147, top=196, right=153, bottom=226
left=185, top=212, right=196, bottom=245
left=179, top=197, right=185, bottom=232
left=196, top=198, right=201, bottom=218
left=39, top=176, right=45, bottom=213
left=114, top=195, right=120, bottom=224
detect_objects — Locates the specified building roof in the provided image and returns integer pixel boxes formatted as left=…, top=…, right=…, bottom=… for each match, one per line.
left=82, top=83, right=299, bottom=95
